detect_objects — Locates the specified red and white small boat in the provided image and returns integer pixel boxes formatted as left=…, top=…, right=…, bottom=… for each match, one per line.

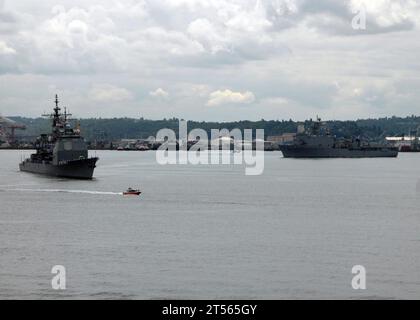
left=123, top=188, right=142, bottom=196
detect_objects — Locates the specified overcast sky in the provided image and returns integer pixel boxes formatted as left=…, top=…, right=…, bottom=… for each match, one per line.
left=1, top=0, right=419, bottom=121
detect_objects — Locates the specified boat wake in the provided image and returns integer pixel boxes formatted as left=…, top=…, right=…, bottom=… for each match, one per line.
left=4, top=188, right=123, bottom=196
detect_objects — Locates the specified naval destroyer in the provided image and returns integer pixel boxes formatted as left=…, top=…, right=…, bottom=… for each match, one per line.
left=19, top=96, right=99, bottom=179
left=279, top=118, right=399, bottom=158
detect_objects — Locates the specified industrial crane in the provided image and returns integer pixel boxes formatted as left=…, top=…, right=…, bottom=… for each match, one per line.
left=0, top=114, right=26, bottom=145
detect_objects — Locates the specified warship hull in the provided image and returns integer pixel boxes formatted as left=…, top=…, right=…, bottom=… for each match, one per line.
left=280, top=146, right=398, bottom=158
left=20, top=157, right=99, bottom=179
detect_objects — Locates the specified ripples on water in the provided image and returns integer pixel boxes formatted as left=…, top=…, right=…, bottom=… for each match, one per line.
left=0, top=150, right=420, bottom=299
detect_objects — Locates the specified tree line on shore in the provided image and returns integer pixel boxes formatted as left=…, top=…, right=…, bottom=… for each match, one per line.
left=9, top=115, right=420, bottom=142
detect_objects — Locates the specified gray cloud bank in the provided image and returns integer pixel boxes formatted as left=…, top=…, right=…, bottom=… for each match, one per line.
left=0, top=0, right=419, bottom=121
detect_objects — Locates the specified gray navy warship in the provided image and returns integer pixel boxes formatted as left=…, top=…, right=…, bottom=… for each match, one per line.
left=279, top=118, right=399, bottom=158
left=20, top=95, right=99, bottom=179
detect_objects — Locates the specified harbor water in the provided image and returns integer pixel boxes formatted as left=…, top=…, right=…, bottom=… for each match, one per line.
left=0, top=150, right=419, bottom=299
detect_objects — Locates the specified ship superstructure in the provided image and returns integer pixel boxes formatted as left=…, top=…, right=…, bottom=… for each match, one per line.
left=279, top=118, right=399, bottom=158
left=19, top=95, right=98, bottom=179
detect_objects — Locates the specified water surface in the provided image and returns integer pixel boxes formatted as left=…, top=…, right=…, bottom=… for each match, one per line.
left=0, top=150, right=419, bottom=299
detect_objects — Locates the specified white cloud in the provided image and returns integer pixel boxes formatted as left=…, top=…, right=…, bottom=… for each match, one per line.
left=225, top=0, right=272, bottom=33
left=302, top=0, right=418, bottom=35
left=67, top=19, right=88, bottom=34
left=187, top=18, right=228, bottom=54
left=207, top=89, right=255, bottom=106
left=150, top=88, right=169, bottom=99
left=89, top=84, right=133, bottom=102
left=0, top=41, right=16, bottom=54
left=350, top=0, right=418, bottom=28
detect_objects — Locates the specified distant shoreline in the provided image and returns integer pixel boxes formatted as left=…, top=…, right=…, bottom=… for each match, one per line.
left=6, top=115, right=420, bottom=143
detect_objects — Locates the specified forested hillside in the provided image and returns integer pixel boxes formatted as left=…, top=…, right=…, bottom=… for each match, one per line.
left=10, top=115, right=420, bottom=142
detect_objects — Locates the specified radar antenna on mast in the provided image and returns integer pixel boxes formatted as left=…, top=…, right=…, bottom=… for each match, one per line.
left=42, top=95, right=64, bottom=129
left=63, top=107, right=72, bottom=122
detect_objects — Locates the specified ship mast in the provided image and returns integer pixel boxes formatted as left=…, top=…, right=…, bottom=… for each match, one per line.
left=53, top=94, right=61, bottom=127
left=41, top=95, right=77, bottom=140
left=40, top=94, right=64, bottom=140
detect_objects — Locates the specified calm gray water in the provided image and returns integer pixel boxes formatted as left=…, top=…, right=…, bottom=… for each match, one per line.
left=0, top=150, right=419, bottom=300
